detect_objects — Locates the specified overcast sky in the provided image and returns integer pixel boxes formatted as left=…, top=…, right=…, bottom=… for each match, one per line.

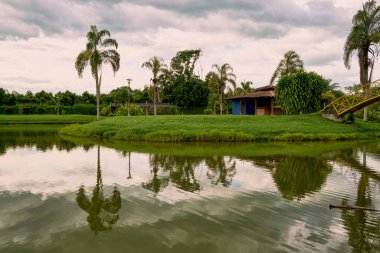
left=0, top=0, right=373, bottom=94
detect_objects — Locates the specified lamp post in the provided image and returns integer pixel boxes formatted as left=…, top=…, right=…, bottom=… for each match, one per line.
left=126, top=78, right=132, bottom=116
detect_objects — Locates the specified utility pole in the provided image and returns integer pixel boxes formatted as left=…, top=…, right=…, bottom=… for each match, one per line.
left=126, top=78, right=132, bottom=116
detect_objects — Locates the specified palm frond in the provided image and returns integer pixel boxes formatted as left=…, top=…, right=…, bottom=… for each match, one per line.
left=75, top=50, right=91, bottom=78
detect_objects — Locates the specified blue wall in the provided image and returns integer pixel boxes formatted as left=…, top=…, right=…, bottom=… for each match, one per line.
left=232, top=100, right=240, bottom=115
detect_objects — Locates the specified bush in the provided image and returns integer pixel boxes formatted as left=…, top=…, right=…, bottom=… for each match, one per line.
left=5, top=107, right=14, bottom=114
left=115, top=104, right=144, bottom=116
left=22, top=107, right=30, bottom=114
left=204, top=108, right=213, bottom=115
left=100, top=105, right=111, bottom=116
left=38, top=107, right=45, bottom=114
left=343, top=113, right=354, bottom=124
left=72, top=104, right=97, bottom=115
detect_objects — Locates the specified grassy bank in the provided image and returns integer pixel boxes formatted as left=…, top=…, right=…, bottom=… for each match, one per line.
left=0, top=115, right=97, bottom=124
left=60, top=114, right=380, bottom=142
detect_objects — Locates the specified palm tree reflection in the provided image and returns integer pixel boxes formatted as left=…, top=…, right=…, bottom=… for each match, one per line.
left=205, top=156, right=236, bottom=187
left=76, top=145, right=121, bottom=235
left=336, top=147, right=380, bottom=252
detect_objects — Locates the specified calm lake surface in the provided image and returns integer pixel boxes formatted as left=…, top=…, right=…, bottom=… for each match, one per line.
left=0, top=126, right=380, bottom=253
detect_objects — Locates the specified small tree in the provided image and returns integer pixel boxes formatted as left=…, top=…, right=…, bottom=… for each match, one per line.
left=276, top=71, right=329, bottom=114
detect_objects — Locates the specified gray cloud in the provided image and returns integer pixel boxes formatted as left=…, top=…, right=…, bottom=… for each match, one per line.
left=0, top=0, right=352, bottom=41
left=3, top=76, right=51, bottom=85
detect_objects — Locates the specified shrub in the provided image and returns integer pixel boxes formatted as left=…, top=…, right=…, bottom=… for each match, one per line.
left=38, top=107, right=45, bottom=114
left=5, top=107, right=13, bottom=114
left=204, top=108, right=213, bottom=115
left=343, top=113, right=354, bottom=124
left=22, top=107, right=30, bottom=114
left=115, top=104, right=144, bottom=116
left=72, top=104, right=97, bottom=115
left=100, top=105, right=111, bottom=116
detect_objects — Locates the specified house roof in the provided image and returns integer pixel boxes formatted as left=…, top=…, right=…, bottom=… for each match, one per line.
left=255, top=84, right=275, bottom=91
left=226, top=84, right=275, bottom=100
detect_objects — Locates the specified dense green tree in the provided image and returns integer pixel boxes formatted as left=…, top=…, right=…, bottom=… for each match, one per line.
left=132, top=87, right=150, bottom=103
left=109, top=86, right=129, bottom=105
left=75, top=25, right=120, bottom=121
left=344, top=0, right=380, bottom=121
left=55, top=90, right=77, bottom=106
left=276, top=71, right=329, bottom=114
left=34, top=90, right=54, bottom=105
left=169, top=77, right=209, bottom=109
left=321, top=80, right=344, bottom=106
left=206, top=63, right=236, bottom=115
left=142, top=56, right=167, bottom=115
left=170, top=49, right=202, bottom=80
left=270, top=50, right=304, bottom=85
left=0, top=88, right=5, bottom=105
left=78, top=91, right=96, bottom=104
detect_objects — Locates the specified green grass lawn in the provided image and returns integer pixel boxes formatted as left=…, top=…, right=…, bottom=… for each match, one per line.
left=0, top=114, right=97, bottom=124
left=60, top=114, right=380, bottom=142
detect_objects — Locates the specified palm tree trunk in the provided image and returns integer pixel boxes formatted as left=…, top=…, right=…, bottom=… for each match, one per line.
left=153, top=84, right=157, bottom=116
left=360, top=48, right=369, bottom=121
left=95, top=72, right=100, bottom=121
left=219, top=92, right=223, bottom=115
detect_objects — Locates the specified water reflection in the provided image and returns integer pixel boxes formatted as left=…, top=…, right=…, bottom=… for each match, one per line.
left=333, top=147, right=380, bottom=252
left=76, top=145, right=121, bottom=235
left=1, top=127, right=380, bottom=252
left=143, top=155, right=238, bottom=194
left=205, top=156, right=236, bottom=187
left=250, top=156, right=332, bottom=201
left=0, top=125, right=88, bottom=154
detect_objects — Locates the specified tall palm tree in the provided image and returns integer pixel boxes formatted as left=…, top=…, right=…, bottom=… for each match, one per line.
left=75, top=25, right=120, bottom=121
left=207, top=63, right=236, bottom=115
left=270, top=50, right=304, bottom=85
left=343, top=0, right=380, bottom=121
left=141, top=56, right=167, bottom=115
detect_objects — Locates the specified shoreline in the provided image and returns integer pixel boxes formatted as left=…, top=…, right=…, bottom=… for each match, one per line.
left=59, top=114, right=380, bottom=142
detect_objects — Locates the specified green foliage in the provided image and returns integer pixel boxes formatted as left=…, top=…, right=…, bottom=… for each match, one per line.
left=37, top=107, right=45, bottom=114
left=170, top=49, right=202, bottom=80
left=75, top=25, right=120, bottom=121
left=344, top=0, right=380, bottom=86
left=168, top=78, right=209, bottom=109
left=343, top=113, right=355, bottom=124
left=115, top=104, right=144, bottom=116
left=270, top=50, right=304, bottom=85
left=206, top=63, right=236, bottom=115
left=276, top=71, right=329, bottom=114
left=204, top=108, right=213, bottom=115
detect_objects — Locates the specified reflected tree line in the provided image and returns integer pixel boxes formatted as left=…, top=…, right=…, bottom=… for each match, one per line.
left=142, top=154, right=237, bottom=194
left=0, top=127, right=92, bottom=155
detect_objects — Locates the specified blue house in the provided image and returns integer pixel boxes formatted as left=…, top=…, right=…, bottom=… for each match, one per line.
left=226, top=85, right=282, bottom=115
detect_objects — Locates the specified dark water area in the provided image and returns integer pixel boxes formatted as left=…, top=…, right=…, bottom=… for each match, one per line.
left=0, top=125, right=379, bottom=253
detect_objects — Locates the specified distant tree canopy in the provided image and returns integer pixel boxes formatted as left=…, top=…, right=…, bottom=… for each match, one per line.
left=276, top=71, right=329, bottom=114
left=169, top=78, right=209, bottom=108
left=162, top=49, right=209, bottom=109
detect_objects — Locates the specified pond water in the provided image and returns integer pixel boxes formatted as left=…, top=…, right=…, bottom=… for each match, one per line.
left=0, top=126, right=380, bottom=253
